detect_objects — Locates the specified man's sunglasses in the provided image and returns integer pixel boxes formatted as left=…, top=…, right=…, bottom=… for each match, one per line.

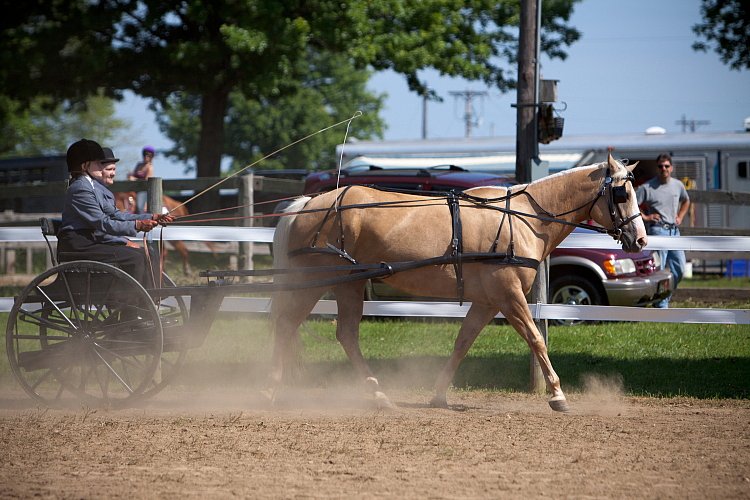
left=657, top=164, right=671, bottom=169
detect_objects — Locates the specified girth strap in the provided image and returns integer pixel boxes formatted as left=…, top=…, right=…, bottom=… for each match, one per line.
left=447, top=193, right=465, bottom=304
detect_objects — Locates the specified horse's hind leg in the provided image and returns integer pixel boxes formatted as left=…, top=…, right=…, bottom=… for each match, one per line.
left=334, top=281, right=395, bottom=409
left=266, top=288, right=325, bottom=401
left=431, top=303, right=500, bottom=408
left=502, top=294, right=569, bottom=412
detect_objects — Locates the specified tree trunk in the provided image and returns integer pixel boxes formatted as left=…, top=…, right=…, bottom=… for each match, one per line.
left=193, top=89, right=229, bottom=217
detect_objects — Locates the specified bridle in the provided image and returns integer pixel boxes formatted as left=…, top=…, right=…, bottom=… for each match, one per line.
left=593, top=166, right=641, bottom=242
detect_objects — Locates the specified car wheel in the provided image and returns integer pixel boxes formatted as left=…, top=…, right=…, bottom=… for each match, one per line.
left=549, top=275, right=603, bottom=326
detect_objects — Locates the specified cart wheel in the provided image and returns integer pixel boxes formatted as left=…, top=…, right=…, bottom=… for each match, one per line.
left=138, top=272, right=190, bottom=399
left=5, top=261, right=163, bottom=408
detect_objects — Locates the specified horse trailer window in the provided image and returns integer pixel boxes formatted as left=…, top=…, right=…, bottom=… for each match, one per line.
left=739, top=161, right=748, bottom=179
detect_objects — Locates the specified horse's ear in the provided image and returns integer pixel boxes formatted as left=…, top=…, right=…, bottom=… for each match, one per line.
left=607, top=153, right=617, bottom=169
left=627, top=161, right=639, bottom=172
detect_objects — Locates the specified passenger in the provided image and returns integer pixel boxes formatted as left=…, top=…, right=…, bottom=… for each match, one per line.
left=58, top=139, right=173, bottom=287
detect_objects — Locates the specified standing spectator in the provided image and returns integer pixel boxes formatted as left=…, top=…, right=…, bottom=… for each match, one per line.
left=636, top=153, right=691, bottom=308
left=128, top=145, right=156, bottom=213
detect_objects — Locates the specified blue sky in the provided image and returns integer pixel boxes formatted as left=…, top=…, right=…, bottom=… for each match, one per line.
left=114, top=0, right=750, bottom=179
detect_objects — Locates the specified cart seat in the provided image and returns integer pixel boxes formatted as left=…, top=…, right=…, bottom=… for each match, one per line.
left=40, top=217, right=61, bottom=237
left=39, top=217, right=113, bottom=265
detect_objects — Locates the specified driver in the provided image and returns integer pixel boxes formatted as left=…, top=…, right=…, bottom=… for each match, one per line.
left=58, top=138, right=174, bottom=286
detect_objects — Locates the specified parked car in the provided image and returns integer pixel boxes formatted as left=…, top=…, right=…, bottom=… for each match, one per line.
left=296, top=162, right=672, bottom=324
left=548, top=230, right=671, bottom=325
left=303, top=163, right=516, bottom=194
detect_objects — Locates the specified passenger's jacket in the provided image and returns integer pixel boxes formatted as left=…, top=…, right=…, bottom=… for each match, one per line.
left=60, top=175, right=151, bottom=244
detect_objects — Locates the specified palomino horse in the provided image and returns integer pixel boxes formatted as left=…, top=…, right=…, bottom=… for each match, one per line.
left=114, top=192, right=209, bottom=274
left=269, top=156, right=647, bottom=412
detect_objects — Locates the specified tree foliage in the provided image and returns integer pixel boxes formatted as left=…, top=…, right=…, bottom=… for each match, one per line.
left=1, top=0, right=581, bottom=179
left=693, top=0, right=750, bottom=70
left=157, top=52, right=385, bottom=173
left=0, top=93, right=127, bottom=157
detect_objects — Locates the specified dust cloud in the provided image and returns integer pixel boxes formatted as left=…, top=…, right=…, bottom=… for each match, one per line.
left=570, top=373, right=629, bottom=417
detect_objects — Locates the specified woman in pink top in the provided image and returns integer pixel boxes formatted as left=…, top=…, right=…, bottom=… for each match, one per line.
left=128, top=145, right=156, bottom=212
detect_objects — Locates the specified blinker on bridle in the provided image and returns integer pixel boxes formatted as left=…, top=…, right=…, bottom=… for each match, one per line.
left=599, top=167, right=640, bottom=241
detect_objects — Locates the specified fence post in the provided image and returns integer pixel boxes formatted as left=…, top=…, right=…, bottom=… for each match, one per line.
left=239, top=174, right=254, bottom=274
left=147, top=177, right=163, bottom=214
left=147, top=178, right=163, bottom=270
left=6, top=248, right=16, bottom=275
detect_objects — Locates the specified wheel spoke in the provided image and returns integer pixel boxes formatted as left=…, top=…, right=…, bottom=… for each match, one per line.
left=91, top=347, right=135, bottom=394
left=34, top=287, right=79, bottom=331
left=92, top=342, right=149, bottom=370
left=16, top=308, right=77, bottom=337
left=29, top=368, right=54, bottom=391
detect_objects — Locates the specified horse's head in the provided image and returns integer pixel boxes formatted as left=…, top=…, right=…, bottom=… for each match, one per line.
left=589, top=154, right=648, bottom=252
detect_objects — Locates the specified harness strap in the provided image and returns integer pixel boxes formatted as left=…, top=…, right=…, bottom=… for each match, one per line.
left=447, top=193, right=465, bottom=304
left=506, top=187, right=516, bottom=259
left=310, top=185, right=354, bottom=249
left=199, top=253, right=539, bottom=289
left=288, top=243, right=358, bottom=264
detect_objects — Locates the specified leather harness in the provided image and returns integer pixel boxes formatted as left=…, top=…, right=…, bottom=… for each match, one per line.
left=286, top=166, right=638, bottom=303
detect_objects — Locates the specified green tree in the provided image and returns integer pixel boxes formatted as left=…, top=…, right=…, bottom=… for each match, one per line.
left=156, top=52, right=385, bottom=173
left=1, top=0, right=580, bottom=179
left=693, top=0, right=750, bottom=70
left=0, top=93, right=127, bottom=157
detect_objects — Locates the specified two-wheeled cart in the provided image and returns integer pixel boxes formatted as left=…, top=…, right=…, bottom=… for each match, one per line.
left=4, top=219, right=243, bottom=408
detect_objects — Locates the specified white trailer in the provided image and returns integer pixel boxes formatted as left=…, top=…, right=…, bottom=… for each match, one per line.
left=336, top=130, right=750, bottom=230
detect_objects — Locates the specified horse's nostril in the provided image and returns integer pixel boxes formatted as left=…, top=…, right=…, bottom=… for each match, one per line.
left=638, top=236, right=648, bottom=248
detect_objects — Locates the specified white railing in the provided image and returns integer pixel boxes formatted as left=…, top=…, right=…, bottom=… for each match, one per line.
left=1, top=227, right=748, bottom=323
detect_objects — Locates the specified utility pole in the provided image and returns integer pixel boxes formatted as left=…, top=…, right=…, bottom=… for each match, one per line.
left=449, top=90, right=488, bottom=138
left=515, top=0, right=548, bottom=394
left=422, top=95, right=428, bottom=139
left=515, top=0, right=539, bottom=183
left=676, top=114, right=710, bottom=133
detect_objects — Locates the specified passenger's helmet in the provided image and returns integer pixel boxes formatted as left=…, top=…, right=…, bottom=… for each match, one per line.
left=66, top=139, right=105, bottom=173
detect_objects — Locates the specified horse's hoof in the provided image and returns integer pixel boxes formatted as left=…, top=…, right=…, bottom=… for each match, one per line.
left=430, top=395, right=449, bottom=409
left=548, top=396, right=570, bottom=413
left=374, top=391, right=396, bottom=410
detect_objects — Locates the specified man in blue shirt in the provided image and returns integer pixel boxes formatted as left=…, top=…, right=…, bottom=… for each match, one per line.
left=636, top=153, right=691, bottom=308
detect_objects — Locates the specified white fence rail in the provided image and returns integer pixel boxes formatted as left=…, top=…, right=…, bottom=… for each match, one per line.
left=2, top=225, right=748, bottom=250
left=1, top=227, right=748, bottom=323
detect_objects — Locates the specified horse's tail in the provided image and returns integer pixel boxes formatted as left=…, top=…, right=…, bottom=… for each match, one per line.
left=270, top=196, right=312, bottom=319
left=268, top=196, right=313, bottom=386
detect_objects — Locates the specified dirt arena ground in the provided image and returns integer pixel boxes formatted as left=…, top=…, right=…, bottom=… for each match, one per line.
left=1, top=385, right=748, bottom=499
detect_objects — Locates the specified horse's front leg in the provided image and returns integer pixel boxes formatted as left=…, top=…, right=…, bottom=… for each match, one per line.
left=502, top=294, right=569, bottom=412
left=431, top=303, right=500, bottom=408
left=334, top=281, right=394, bottom=409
